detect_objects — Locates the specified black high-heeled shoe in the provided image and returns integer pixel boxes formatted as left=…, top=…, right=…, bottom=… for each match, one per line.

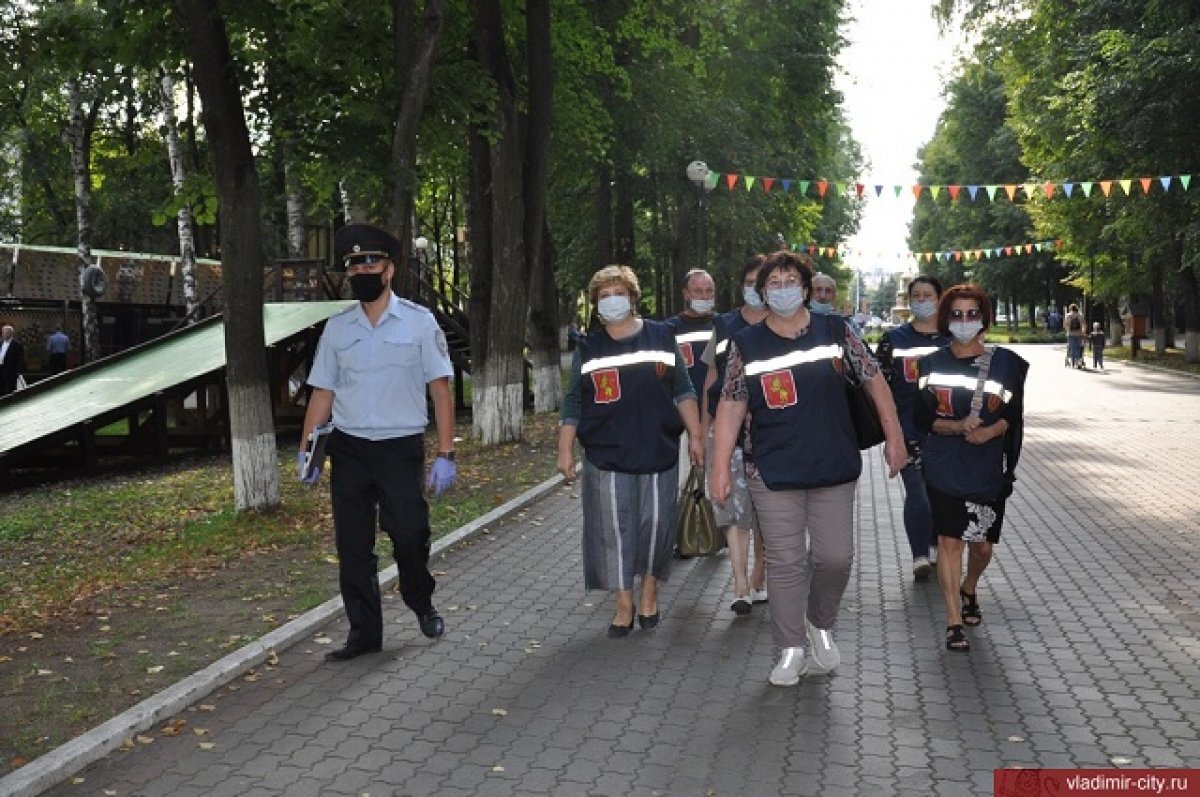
left=608, top=617, right=635, bottom=638
left=637, top=612, right=660, bottom=630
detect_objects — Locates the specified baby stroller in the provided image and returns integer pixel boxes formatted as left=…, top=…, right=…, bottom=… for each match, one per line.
left=1065, top=335, right=1085, bottom=368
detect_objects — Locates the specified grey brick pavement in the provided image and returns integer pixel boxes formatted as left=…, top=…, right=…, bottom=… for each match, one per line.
left=35, top=345, right=1200, bottom=796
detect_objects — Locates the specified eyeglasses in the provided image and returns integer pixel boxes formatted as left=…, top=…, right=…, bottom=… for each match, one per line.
left=949, top=308, right=982, bottom=320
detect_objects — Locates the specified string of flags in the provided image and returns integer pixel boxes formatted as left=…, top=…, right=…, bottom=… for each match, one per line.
left=700, top=169, right=1195, bottom=201
left=793, top=239, right=1063, bottom=263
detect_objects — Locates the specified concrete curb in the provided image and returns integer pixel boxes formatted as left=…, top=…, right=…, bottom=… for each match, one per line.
left=0, top=471, right=566, bottom=797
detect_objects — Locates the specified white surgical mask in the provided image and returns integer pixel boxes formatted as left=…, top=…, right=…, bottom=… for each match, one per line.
left=689, top=298, right=715, bottom=315
left=743, top=286, right=764, bottom=308
left=809, top=300, right=833, bottom=314
left=910, top=299, right=937, bottom=319
left=597, top=295, right=632, bottom=324
left=949, top=321, right=983, bottom=343
left=767, top=286, right=805, bottom=317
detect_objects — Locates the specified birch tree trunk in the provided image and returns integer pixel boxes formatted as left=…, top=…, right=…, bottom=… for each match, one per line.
left=338, top=180, right=363, bottom=223
left=175, top=0, right=279, bottom=512
left=283, top=149, right=306, bottom=259
left=160, top=72, right=200, bottom=323
left=66, top=77, right=99, bottom=362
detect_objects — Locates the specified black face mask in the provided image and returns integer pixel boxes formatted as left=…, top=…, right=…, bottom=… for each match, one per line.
left=348, top=272, right=387, bottom=302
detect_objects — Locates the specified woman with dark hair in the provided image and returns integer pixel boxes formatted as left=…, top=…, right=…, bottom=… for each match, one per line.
left=915, top=284, right=1029, bottom=653
left=700, top=255, right=769, bottom=615
left=711, top=251, right=907, bottom=686
left=874, top=275, right=951, bottom=581
left=557, top=265, right=704, bottom=638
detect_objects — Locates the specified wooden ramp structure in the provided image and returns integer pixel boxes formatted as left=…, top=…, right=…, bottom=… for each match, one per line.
left=0, top=301, right=352, bottom=478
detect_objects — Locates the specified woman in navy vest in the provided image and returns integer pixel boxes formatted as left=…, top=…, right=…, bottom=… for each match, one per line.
left=914, top=284, right=1028, bottom=653
left=711, top=251, right=907, bottom=686
left=699, top=255, right=769, bottom=615
left=557, top=266, right=704, bottom=637
left=874, top=275, right=951, bottom=581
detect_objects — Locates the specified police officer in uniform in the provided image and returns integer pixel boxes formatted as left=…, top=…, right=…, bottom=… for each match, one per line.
left=300, top=223, right=458, bottom=661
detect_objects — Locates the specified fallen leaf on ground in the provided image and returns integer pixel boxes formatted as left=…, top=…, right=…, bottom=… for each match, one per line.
left=266, top=650, right=280, bottom=667
left=198, top=704, right=216, bottom=712
left=198, top=742, right=215, bottom=750
left=9, top=755, right=28, bottom=768
left=160, top=719, right=187, bottom=737
left=136, top=735, right=154, bottom=745
left=146, top=665, right=164, bottom=674
left=36, top=669, right=53, bottom=676
left=491, top=709, right=507, bottom=717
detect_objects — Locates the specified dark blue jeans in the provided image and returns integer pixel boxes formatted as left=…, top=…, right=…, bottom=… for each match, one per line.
left=899, top=453, right=934, bottom=560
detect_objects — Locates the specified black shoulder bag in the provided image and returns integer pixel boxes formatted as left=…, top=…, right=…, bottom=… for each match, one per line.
left=828, top=315, right=885, bottom=450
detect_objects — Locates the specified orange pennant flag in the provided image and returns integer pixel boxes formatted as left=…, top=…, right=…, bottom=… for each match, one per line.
left=948, top=185, right=961, bottom=201
left=817, top=180, right=829, bottom=197
left=912, top=184, right=924, bottom=199
left=726, top=173, right=739, bottom=190
left=1043, top=182, right=1056, bottom=199
left=1024, top=244, right=1033, bottom=254
left=1139, top=177, right=1152, bottom=195
left=762, top=177, right=776, bottom=193
left=1003, top=185, right=1018, bottom=201
left=1099, top=180, right=1113, bottom=196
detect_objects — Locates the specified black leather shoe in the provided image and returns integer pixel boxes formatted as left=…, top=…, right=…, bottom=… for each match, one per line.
left=419, top=608, right=444, bottom=639
left=637, top=612, right=660, bottom=630
left=324, top=642, right=382, bottom=662
left=607, top=617, right=635, bottom=638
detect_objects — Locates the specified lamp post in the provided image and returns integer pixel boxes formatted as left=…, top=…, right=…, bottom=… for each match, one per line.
left=686, top=160, right=714, bottom=275
left=411, top=235, right=429, bottom=304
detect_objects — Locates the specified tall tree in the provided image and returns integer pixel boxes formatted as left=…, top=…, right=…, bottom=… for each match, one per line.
left=173, top=0, right=279, bottom=511
left=160, top=71, right=200, bottom=321
left=65, top=75, right=101, bottom=361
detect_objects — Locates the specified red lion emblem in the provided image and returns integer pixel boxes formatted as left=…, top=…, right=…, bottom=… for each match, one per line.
left=761, top=370, right=798, bottom=409
left=591, top=369, right=621, bottom=404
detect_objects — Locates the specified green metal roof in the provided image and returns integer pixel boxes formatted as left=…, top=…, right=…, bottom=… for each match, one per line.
left=0, top=301, right=352, bottom=455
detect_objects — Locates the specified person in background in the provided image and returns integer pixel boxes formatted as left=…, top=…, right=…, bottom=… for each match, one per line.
left=300, top=223, right=458, bottom=661
left=1089, top=322, right=1106, bottom=370
left=700, top=256, right=769, bottom=615
left=873, top=275, right=950, bottom=581
left=665, top=269, right=717, bottom=397
left=711, top=251, right=907, bottom=686
left=46, top=326, right=70, bottom=374
left=1064, top=303, right=1085, bottom=367
left=557, top=265, right=704, bottom=638
left=0, top=325, right=26, bottom=396
left=809, top=273, right=837, bottom=314
left=915, top=284, right=1028, bottom=653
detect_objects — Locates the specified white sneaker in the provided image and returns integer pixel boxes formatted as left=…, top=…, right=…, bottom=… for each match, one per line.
left=805, top=618, right=841, bottom=673
left=769, top=646, right=807, bottom=686
left=750, top=587, right=769, bottom=604
left=912, top=556, right=932, bottom=581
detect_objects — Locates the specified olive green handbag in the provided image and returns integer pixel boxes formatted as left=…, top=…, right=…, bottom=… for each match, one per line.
left=675, top=466, right=724, bottom=557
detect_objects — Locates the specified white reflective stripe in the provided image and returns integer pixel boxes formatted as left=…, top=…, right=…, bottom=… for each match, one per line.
left=892, top=346, right=940, bottom=359
left=715, top=339, right=729, bottom=355
left=676, top=330, right=713, bottom=344
left=924, top=372, right=1013, bottom=402
left=581, top=350, right=676, bottom=375
left=743, top=344, right=841, bottom=376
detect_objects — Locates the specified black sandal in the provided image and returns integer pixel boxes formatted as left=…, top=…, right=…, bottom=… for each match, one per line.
left=945, top=624, right=969, bottom=652
left=960, top=590, right=982, bottom=626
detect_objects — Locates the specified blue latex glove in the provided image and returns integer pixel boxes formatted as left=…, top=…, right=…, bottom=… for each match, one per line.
left=426, top=456, right=457, bottom=497
left=297, top=450, right=323, bottom=485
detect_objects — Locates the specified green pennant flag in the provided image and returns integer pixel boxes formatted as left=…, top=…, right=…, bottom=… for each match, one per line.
left=930, top=185, right=943, bottom=200
left=798, top=180, right=810, bottom=196
left=1181, top=175, right=1192, bottom=191
left=706, top=171, right=720, bottom=190
left=893, top=185, right=903, bottom=197
left=985, top=185, right=998, bottom=202
left=745, top=176, right=757, bottom=191
left=1080, top=182, right=1094, bottom=197
left=834, top=182, right=846, bottom=196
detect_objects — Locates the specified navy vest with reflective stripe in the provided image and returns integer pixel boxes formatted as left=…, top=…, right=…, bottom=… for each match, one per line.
left=917, top=347, right=1025, bottom=499
left=664, top=314, right=714, bottom=397
left=879, top=322, right=950, bottom=442
left=707, top=309, right=751, bottom=418
left=735, top=320, right=861, bottom=490
left=577, top=320, right=683, bottom=474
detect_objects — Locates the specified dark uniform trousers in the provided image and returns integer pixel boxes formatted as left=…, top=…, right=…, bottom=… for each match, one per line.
left=329, top=430, right=435, bottom=647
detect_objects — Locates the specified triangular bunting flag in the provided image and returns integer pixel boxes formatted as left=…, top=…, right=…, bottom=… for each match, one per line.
left=1063, top=182, right=1075, bottom=197
left=874, top=185, right=884, bottom=197
left=1023, top=244, right=1033, bottom=254
left=985, top=185, right=999, bottom=202
left=833, top=182, right=846, bottom=196
left=1004, top=246, right=1013, bottom=256
left=912, top=185, right=924, bottom=200
left=855, top=183, right=865, bottom=198
left=1159, top=176, right=1172, bottom=192
left=948, top=185, right=961, bottom=201
left=744, top=176, right=757, bottom=191
left=762, top=177, right=775, bottom=193
left=798, top=180, right=810, bottom=196
left=1117, top=179, right=1131, bottom=196
left=931, top=185, right=944, bottom=200
left=953, top=251, right=963, bottom=261
left=1139, top=177, right=1152, bottom=195
left=1022, top=183, right=1037, bottom=198
left=1182, top=175, right=1192, bottom=190
left=816, top=180, right=829, bottom=197
left=1003, top=184, right=1018, bottom=201
left=706, top=171, right=720, bottom=190
left=725, top=173, right=739, bottom=190
left=1035, top=243, right=1044, bottom=252
left=1081, top=182, right=1094, bottom=197
left=781, top=178, right=794, bottom=193
left=1043, top=182, right=1056, bottom=199
left=893, top=185, right=903, bottom=197
left=923, top=252, right=932, bottom=263
left=967, top=185, right=980, bottom=201
left=1099, top=180, right=1113, bottom=196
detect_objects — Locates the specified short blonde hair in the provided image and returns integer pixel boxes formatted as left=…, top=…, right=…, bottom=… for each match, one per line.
left=588, top=265, right=641, bottom=306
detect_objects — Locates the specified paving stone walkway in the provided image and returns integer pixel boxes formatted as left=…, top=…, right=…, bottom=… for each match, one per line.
left=37, top=344, right=1200, bottom=796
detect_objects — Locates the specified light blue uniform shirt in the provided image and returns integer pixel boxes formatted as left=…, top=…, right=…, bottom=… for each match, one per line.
left=306, top=293, right=454, bottom=440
